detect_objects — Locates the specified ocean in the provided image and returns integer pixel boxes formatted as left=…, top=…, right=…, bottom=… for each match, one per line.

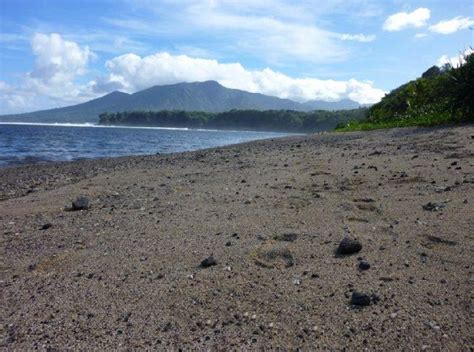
left=0, top=123, right=290, bottom=167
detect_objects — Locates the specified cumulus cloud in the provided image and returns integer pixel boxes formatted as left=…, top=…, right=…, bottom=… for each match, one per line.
left=429, top=16, right=474, bottom=34
left=339, top=33, right=376, bottom=42
left=383, top=8, right=430, bottom=31
left=437, top=48, right=474, bottom=68
left=94, top=52, right=385, bottom=104
left=1, top=31, right=385, bottom=115
left=0, top=33, right=96, bottom=114
left=25, top=33, right=94, bottom=101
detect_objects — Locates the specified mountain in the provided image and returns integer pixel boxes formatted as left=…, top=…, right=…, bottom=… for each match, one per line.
left=0, top=81, right=362, bottom=123
left=302, top=98, right=360, bottom=111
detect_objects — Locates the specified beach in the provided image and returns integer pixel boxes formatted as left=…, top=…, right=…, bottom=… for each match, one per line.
left=1, top=125, right=473, bottom=350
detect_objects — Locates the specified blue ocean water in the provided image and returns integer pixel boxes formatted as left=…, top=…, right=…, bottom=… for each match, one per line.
left=0, top=123, right=290, bottom=167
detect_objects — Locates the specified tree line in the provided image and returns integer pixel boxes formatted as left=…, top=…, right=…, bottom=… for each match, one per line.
left=99, top=108, right=369, bottom=133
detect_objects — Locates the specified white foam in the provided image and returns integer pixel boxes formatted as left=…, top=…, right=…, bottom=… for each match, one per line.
left=0, top=122, right=192, bottom=131
left=0, top=122, right=288, bottom=134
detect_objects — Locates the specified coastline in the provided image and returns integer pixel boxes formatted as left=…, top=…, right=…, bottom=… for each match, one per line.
left=0, top=122, right=293, bottom=169
left=1, top=125, right=473, bottom=349
left=0, top=121, right=292, bottom=133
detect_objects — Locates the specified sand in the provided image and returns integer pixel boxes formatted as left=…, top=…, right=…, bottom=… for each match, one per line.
left=1, top=125, right=473, bottom=350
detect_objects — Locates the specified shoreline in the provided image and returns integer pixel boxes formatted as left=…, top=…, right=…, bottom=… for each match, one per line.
left=1, top=125, right=473, bottom=349
left=0, top=133, right=303, bottom=201
left=0, top=122, right=295, bottom=170
left=0, top=121, right=308, bottom=134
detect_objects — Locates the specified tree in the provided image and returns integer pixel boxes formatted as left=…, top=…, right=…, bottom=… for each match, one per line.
left=421, top=65, right=441, bottom=79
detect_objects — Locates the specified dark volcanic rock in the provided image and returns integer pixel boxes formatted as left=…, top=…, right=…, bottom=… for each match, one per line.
left=337, top=237, right=362, bottom=255
left=351, top=292, right=371, bottom=306
left=41, top=223, right=52, bottom=230
left=274, top=233, right=298, bottom=242
left=72, top=196, right=90, bottom=211
left=426, top=235, right=457, bottom=246
left=422, top=202, right=446, bottom=211
left=200, top=256, right=217, bottom=268
left=358, top=261, right=370, bottom=270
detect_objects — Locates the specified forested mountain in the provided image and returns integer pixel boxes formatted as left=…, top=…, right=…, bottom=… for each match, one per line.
left=0, top=81, right=361, bottom=123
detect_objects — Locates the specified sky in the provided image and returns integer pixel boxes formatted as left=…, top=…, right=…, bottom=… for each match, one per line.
left=0, top=0, right=473, bottom=114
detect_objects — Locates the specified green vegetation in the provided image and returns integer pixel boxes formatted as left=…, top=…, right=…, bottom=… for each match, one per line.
left=98, top=108, right=368, bottom=133
left=336, top=51, right=474, bottom=131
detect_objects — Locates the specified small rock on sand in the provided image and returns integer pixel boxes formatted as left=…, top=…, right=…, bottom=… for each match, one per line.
left=72, top=196, right=90, bottom=211
left=422, top=202, right=446, bottom=211
left=358, top=261, right=370, bottom=270
left=200, top=256, right=217, bottom=268
left=351, top=292, right=371, bottom=306
left=337, top=237, right=362, bottom=255
left=274, top=233, right=298, bottom=242
left=41, top=223, right=52, bottom=230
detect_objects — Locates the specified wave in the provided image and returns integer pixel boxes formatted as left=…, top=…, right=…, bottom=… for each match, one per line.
left=0, top=122, right=192, bottom=131
left=0, top=122, right=97, bottom=128
left=0, top=122, right=289, bottom=134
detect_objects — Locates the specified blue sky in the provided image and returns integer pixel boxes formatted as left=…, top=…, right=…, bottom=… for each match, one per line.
left=0, top=0, right=473, bottom=113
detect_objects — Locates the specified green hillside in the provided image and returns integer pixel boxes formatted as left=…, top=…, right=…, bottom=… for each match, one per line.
left=336, top=51, right=474, bottom=131
left=98, top=108, right=368, bottom=133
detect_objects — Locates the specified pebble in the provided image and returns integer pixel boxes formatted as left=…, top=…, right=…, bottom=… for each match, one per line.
left=41, top=223, right=52, bottom=230
left=200, top=256, right=217, bottom=268
left=358, top=261, right=370, bottom=270
left=422, top=202, right=446, bottom=211
left=350, top=292, right=371, bottom=306
left=71, top=196, right=90, bottom=211
left=337, top=237, right=362, bottom=255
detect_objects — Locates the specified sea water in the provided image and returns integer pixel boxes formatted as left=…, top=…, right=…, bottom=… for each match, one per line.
left=0, top=123, right=290, bottom=167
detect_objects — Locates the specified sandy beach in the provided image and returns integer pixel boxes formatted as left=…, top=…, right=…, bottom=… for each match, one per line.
left=1, top=125, right=473, bottom=350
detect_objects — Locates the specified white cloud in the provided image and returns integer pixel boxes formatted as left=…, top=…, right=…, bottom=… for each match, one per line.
left=29, top=33, right=92, bottom=84
left=184, top=6, right=349, bottom=64
left=0, top=33, right=96, bottom=114
left=0, top=80, right=13, bottom=92
left=95, top=52, right=385, bottom=104
left=437, top=48, right=474, bottom=68
left=26, top=33, right=95, bottom=101
left=340, top=33, right=376, bottom=42
left=383, top=8, right=430, bottom=31
left=105, top=0, right=380, bottom=66
left=1, top=30, right=385, bottom=115
left=429, top=16, right=474, bottom=34
left=414, top=33, right=427, bottom=39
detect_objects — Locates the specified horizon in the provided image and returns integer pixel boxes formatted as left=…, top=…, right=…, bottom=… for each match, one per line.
left=1, top=0, right=473, bottom=114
